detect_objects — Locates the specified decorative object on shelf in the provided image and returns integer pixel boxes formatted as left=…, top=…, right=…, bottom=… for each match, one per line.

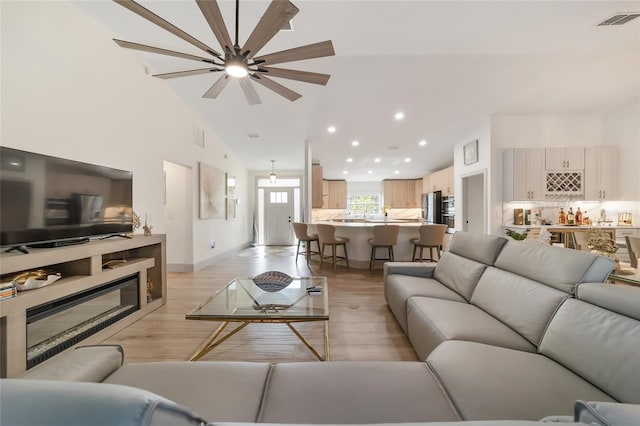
left=143, top=214, right=153, bottom=236
left=12, top=269, right=61, bottom=291
left=585, top=227, right=619, bottom=268
left=504, top=228, right=529, bottom=241
left=101, top=259, right=127, bottom=269
left=131, top=211, right=141, bottom=234
left=252, top=271, right=293, bottom=292
left=147, top=278, right=154, bottom=303
left=513, top=208, right=524, bottom=225
left=0, top=282, right=17, bottom=301
left=463, top=139, right=478, bottom=165
left=199, top=162, right=225, bottom=219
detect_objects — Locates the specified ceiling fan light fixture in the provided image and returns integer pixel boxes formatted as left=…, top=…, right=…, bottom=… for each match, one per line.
left=225, top=61, right=248, bottom=78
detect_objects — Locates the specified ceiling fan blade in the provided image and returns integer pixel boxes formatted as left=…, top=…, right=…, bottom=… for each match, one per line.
left=253, top=41, right=335, bottom=66
left=114, top=39, right=220, bottom=64
left=153, top=68, right=223, bottom=79
left=241, top=0, right=299, bottom=58
left=250, top=75, right=301, bottom=102
left=114, top=0, right=221, bottom=57
left=195, top=0, right=233, bottom=54
left=203, top=74, right=231, bottom=98
left=260, top=67, right=330, bottom=86
left=239, top=78, right=262, bottom=105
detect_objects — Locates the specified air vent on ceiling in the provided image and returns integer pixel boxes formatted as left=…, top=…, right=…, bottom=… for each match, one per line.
left=248, top=133, right=260, bottom=140
left=597, top=13, right=640, bottom=26
left=387, top=145, right=400, bottom=150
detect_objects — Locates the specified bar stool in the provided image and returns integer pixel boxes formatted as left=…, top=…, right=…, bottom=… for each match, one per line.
left=292, top=223, right=320, bottom=265
left=411, top=224, right=447, bottom=262
left=368, top=225, right=400, bottom=270
left=316, top=224, right=350, bottom=271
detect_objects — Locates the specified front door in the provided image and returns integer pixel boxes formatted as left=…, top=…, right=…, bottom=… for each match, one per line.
left=265, top=188, right=294, bottom=245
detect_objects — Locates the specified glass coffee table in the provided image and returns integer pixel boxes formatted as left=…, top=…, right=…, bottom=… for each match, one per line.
left=186, top=276, right=329, bottom=361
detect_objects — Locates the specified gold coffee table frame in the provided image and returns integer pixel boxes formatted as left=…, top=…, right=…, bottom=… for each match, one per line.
left=186, top=276, right=329, bottom=361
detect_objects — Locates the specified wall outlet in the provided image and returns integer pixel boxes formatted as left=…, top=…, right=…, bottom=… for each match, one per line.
left=210, top=240, right=215, bottom=248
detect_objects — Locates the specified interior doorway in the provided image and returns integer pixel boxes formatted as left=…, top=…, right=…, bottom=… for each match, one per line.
left=163, top=161, right=193, bottom=271
left=462, top=170, right=486, bottom=234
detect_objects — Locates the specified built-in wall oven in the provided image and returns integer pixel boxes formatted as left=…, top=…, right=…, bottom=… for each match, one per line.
left=442, top=196, right=455, bottom=233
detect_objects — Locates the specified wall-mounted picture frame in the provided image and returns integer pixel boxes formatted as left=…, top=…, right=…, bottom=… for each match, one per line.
left=464, top=139, right=479, bottom=165
left=226, top=197, right=237, bottom=220
left=226, top=173, right=236, bottom=198
left=199, top=162, right=225, bottom=219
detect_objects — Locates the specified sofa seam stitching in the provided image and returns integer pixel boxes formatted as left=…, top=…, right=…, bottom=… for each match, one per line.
left=255, top=362, right=275, bottom=422
left=423, top=358, right=464, bottom=421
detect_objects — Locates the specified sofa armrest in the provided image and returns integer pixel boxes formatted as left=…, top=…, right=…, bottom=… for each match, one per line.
left=384, top=262, right=437, bottom=281
left=19, top=345, right=124, bottom=382
left=574, top=400, right=640, bottom=426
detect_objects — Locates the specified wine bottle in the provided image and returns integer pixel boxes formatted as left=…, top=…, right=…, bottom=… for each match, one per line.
left=567, top=208, right=575, bottom=225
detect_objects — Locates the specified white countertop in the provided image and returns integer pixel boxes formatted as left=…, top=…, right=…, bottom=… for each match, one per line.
left=312, top=220, right=425, bottom=228
left=503, top=225, right=638, bottom=230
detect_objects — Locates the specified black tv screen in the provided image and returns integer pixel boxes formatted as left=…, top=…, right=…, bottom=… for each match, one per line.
left=1, top=147, right=133, bottom=249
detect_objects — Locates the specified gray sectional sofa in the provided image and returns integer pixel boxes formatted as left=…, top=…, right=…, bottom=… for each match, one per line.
left=2, top=232, right=639, bottom=426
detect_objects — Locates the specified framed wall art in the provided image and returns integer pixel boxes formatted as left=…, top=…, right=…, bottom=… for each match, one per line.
left=199, top=162, right=225, bottom=219
left=464, top=139, right=479, bottom=165
left=226, top=173, right=236, bottom=198
left=226, top=197, right=237, bottom=220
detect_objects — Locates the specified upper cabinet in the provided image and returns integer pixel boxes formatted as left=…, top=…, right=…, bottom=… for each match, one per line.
left=311, top=165, right=324, bottom=208
left=325, top=180, right=347, bottom=209
left=383, top=179, right=422, bottom=208
left=504, top=148, right=545, bottom=201
left=545, top=147, right=584, bottom=170
left=584, top=146, right=618, bottom=201
left=422, top=166, right=454, bottom=196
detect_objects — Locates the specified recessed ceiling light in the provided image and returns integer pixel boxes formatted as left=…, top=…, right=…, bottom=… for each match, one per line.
left=346, top=158, right=353, bottom=163
left=394, top=112, right=404, bottom=120
left=327, top=126, right=336, bottom=133
left=343, top=170, right=348, bottom=175
left=367, top=170, right=373, bottom=174
left=404, top=158, right=411, bottom=162
left=352, top=140, right=359, bottom=146
left=419, top=140, right=428, bottom=146
left=394, top=170, right=400, bottom=174
left=374, top=158, right=381, bottom=163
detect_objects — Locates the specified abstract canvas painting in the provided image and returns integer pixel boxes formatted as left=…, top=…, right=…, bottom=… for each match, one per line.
left=199, top=162, right=225, bottom=219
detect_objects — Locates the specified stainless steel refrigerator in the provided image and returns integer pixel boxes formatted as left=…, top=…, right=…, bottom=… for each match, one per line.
left=422, top=191, right=442, bottom=224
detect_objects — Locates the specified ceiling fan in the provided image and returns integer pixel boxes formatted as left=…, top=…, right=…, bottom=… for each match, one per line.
left=113, top=0, right=335, bottom=105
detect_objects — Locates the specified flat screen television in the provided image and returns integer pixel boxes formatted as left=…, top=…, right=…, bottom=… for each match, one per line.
left=1, top=146, right=133, bottom=251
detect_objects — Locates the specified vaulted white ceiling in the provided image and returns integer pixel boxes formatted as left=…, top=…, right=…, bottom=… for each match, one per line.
left=74, top=0, right=640, bottom=181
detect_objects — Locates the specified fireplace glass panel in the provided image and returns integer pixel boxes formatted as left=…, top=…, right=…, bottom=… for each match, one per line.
left=26, top=274, right=139, bottom=368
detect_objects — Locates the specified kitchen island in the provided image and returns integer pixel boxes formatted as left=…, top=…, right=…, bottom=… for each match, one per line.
left=309, top=220, right=450, bottom=269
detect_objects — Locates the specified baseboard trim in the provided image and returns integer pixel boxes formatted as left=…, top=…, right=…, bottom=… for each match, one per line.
left=168, top=242, right=252, bottom=273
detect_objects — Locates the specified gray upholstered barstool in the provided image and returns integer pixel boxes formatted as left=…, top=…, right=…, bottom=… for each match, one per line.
left=411, top=224, right=447, bottom=262
left=367, top=225, right=400, bottom=270
left=292, top=222, right=320, bottom=265
left=316, top=224, right=350, bottom=271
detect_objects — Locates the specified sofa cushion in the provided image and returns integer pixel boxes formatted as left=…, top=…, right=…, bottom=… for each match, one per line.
left=576, top=282, right=640, bottom=321
left=433, top=252, right=487, bottom=301
left=448, top=232, right=508, bottom=265
left=258, top=361, right=459, bottom=424
left=426, top=341, right=615, bottom=421
left=494, top=241, right=614, bottom=294
left=407, top=297, right=536, bottom=360
left=20, top=345, right=124, bottom=382
left=0, top=379, right=206, bottom=426
left=574, top=400, right=640, bottom=426
left=105, top=361, right=270, bottom=422
left=539, top=298, right=640, bottom=404
left=386, top=275, right=466, bottom=333
left=470, top=267, right=569, bottom=347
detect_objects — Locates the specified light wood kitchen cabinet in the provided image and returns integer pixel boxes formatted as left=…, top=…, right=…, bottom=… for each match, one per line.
left=311, top=164, right=324, bottom=208
left=324, top=180, right=347, bottom=209
left=423, top=167, right=454, bottom=195
left=584, top=146, right=618, bottom=201
left=383, top=179, right=421, bottom=208
left=504, top=148, right=545, bottom=201
left=545, top=147, right=584, bottom=170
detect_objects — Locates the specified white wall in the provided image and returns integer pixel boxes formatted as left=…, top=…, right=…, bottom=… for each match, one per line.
left=1, top=1, right=252, bottom=269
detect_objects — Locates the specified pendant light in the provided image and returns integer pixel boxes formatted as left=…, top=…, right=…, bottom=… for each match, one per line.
left=269, top=160, right=277, bottom=183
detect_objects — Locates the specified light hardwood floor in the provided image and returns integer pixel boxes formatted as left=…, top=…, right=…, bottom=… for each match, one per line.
left=101, top=245, right=418, bottom=364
